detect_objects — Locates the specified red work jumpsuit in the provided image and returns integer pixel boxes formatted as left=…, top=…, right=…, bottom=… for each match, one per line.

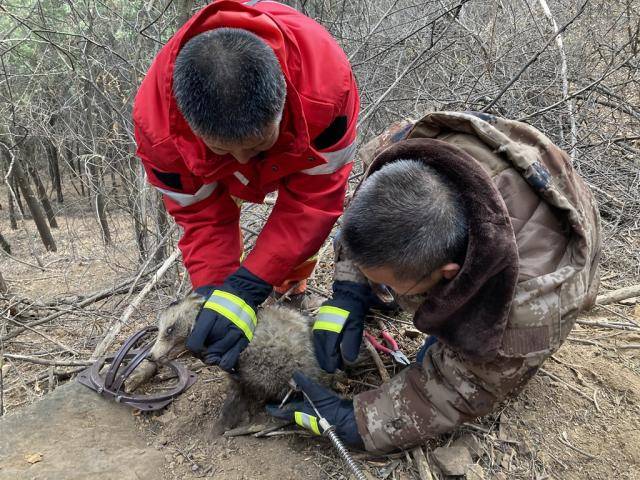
left=133, top=0, right=359, bottom=291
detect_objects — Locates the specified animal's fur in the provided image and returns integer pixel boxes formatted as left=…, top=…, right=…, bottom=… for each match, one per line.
left=127, top=293, right=332, bottom=434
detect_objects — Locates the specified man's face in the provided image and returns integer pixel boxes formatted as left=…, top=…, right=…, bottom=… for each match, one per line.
left=358, top=265, right=442, bottom=296
left=358, top=262, right=461, bottom=296
left=200, top=121, right=280, bottom=164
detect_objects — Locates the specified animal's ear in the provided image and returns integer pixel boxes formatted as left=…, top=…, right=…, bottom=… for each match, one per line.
left=187, top=291, right=206, bottom=305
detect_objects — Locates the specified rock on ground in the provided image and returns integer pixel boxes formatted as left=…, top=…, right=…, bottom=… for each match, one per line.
left=432, top=446, right=473, bottom=476
left=0, top=381, right=164, bottom=480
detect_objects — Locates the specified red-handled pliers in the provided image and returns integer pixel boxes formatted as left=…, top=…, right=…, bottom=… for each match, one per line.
left=364, top=330, right=410, bottom=366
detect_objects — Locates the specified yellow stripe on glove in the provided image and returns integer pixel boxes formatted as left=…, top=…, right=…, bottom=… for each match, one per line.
left=313, top=305, right=349, bottom=334
left=294, top=411, right=321, bottom=435
left=204, top=290, right=257, bottom=341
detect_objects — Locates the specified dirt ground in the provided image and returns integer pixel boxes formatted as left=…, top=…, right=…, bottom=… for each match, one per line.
left=2, top=189, right=640, bottom=479
left=125, top=314, right=640, bottom=480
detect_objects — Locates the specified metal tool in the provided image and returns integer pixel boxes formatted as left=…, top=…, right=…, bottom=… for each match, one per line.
left=364, top=330, right=410, bottom=365
left=287, top=379, right=367, bottom=480
left=278, top=384, right=296, bottom=409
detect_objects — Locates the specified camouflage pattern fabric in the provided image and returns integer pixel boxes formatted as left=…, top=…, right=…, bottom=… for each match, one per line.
left=342, top=112, right=601, bottom=452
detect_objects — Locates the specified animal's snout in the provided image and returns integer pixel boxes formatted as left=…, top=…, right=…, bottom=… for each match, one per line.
left=148, top=352, right=170, bottom=365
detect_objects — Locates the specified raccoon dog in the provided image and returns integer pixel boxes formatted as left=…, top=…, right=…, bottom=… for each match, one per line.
left=127, top=292, right=331, bottom=434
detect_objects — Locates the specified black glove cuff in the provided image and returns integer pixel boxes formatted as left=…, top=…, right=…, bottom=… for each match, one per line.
left=337, top=400, right=365, bottom=448
left=332, top=281, right=372, bottom=312
left=225, top=266, right=273, bottom=307
left=193, top=285, right=216, bottom=298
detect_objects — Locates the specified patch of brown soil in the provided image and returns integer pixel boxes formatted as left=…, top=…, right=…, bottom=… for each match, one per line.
left=494, top=341, right=640, bottom=480
left=132, top=334, right=640, bottom=480
left=135, top=362, right=327, bottom=480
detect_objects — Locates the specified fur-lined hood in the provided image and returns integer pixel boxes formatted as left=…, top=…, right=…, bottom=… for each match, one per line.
left=366, top=138, right=519, bottom=360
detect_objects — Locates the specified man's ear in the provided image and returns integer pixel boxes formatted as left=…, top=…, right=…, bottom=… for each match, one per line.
left=439, top=263, right=461, bottom=280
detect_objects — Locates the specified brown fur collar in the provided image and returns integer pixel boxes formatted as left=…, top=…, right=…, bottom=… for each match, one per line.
left=367, top=138, right=519, bottom=360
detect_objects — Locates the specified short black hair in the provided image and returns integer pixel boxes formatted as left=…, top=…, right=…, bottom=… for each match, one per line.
left=173, top=28, right=286, bottom=142
left=342, top=159, right=468, bottom=281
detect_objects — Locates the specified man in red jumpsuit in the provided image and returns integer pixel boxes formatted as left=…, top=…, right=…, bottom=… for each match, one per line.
left=133, top=0, right=359, bottom=371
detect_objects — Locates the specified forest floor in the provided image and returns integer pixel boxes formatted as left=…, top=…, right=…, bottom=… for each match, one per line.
left=1, top=191, right=640, bottom=479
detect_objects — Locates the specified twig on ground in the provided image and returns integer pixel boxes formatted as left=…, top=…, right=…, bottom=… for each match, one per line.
left=224, top=423, right=279, bottom=437
left=305, top=284, right=331, bottom=299
left=595, top=304, right=639, bottom=327
left=262, top=429, right=313, bottom=438
left=254, top=421, right=293, bottom=438
left=596, top=283, right=640, bottom=306
left=566, top=337, right=609, bottom=349
left=370, top=311, right=414, bottom=326
left=576, top=319, right=639, bottom=331
left=92, top=247, right=180, bottom=359
left=539, top=368, right=599, bottom=409
left=547, top=451, right=569, bottom=469
left=2, top=366, right=85, bottom=395
left=364, top=336, right=391, bottom=382
left=0, top=249, right=45, bottom=271
left=2, top=353, right=91, bottom=367
left=345, top=377, right=381, bottom=389
left=462, top=422, right=492, bottom=434
left=559, top=431, right=598, bottom=460
left=0, top=267, right=160, bottom=342
left=2, top=315, right=80, bottom=354
left=48, top=366, right=55, bottom=393
left=411, top=446, right=435, bottom=480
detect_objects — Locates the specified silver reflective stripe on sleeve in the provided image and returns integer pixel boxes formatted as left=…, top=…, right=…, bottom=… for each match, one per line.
left=302, top=142, right=356, bottom=175
left=155, top=182, right=217, bottom=207
left=233, top=171, right=250, bottom=186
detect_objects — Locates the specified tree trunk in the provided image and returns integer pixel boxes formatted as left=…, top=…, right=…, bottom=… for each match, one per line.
left=46, top=140, right=64, bottom=203
left=85, top=155, right=112, bottom=245
left=3, top=146, right=22, bottom=228
left=0, top=269, right=8, bottom=294
left=7, top=190, right=17, bottom=230
left=77, top=156, right=85, bottom=197
left=127, top=157, right=148, bottom=261
left=64, top=142, right=83, bottom=197
left=0, top=230, right=10, bottom=253
left=11, top=150, right=57, bottom=252
left=81, top=74, right=112, bottom=246
left=28, top=161, right=59, bottom=229
left=10, top=174, right=26, bottom=217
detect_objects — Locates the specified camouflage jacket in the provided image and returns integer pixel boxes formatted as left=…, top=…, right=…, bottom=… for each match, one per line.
left=340, top=112, right=602, bottom=452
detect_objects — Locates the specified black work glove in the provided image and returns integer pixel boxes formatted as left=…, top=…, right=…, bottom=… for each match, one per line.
left=186, top=267, right=272, bottom=372
left=313, top=281, right=371, bottom=373
left=266, top=371, right=364, bottom=448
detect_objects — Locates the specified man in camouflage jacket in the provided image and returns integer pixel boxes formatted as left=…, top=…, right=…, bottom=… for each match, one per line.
left=270, top=111, right=601, bottom=452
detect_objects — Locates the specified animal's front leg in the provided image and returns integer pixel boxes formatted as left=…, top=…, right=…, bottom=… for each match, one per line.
left=124, top=359, right=158, bottom=392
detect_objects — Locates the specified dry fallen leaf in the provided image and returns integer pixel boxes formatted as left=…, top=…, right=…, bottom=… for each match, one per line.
left=25, top=453, right=43, bottom=464
left=633, top=304, right=640, bottom=321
